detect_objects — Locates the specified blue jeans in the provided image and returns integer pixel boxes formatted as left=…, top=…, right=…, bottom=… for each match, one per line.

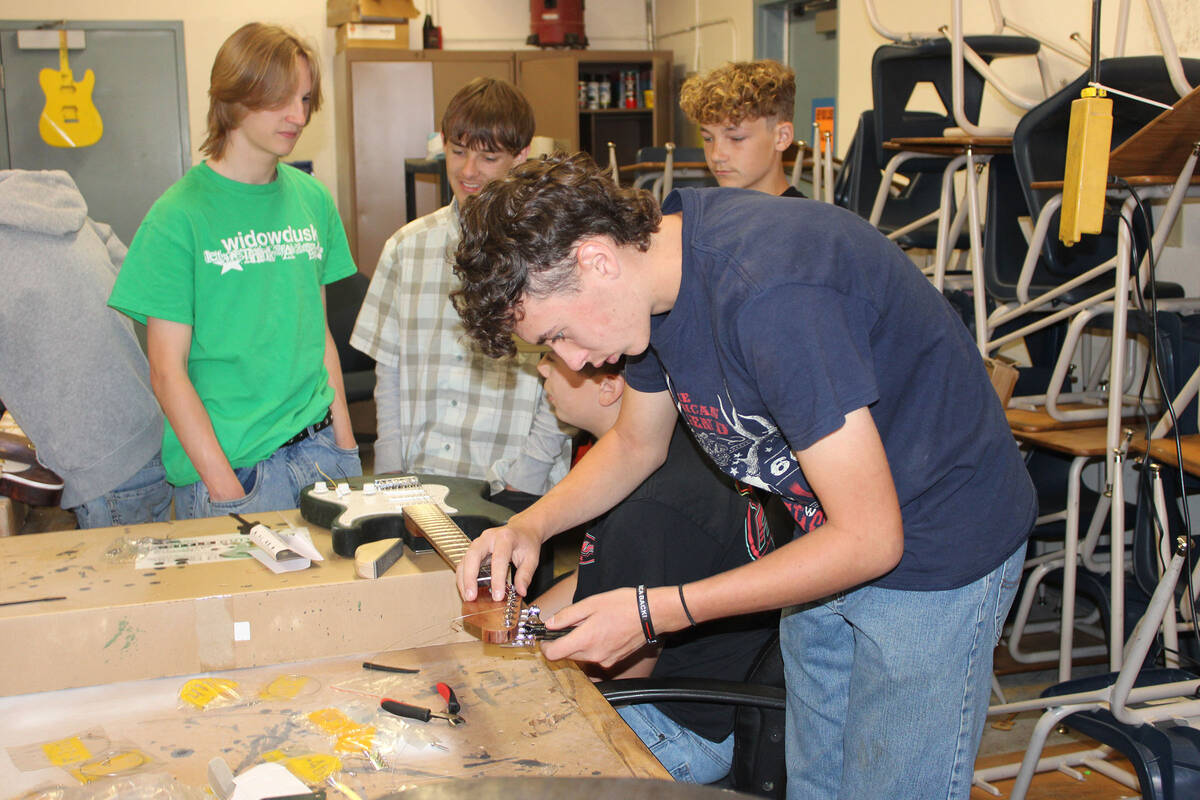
left=617, top=702, right=734, bottom=784
left=173, top=425, right=361, bottom=519
left=782, top=543, right=1026, bottom=800
left=71, top=453, right=172, bottom=529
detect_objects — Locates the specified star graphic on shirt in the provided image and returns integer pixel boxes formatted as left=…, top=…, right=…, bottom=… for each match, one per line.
left=220, top=261, right=244, bottom=275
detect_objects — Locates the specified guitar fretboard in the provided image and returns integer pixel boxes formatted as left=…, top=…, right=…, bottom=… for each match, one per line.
left=402, top=502, right=493, bottom=582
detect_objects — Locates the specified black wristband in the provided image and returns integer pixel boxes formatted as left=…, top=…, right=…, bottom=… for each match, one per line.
left=678, top=584, right=697, bottom=627
left=636, top=584, right=658, bottom=645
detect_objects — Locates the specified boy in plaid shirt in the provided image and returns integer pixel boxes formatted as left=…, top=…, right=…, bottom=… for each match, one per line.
left=351, top=78, right=570, bottom=518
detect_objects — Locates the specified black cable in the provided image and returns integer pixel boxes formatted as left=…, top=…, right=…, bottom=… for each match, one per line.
left=1090, top=1, right=1102, bottom=85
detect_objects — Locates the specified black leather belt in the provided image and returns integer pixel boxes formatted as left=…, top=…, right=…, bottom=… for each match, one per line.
left=281, top=409, right=333, bottom=448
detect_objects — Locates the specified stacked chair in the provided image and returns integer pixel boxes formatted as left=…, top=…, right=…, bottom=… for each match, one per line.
left=849, top=3, right=1200, bottom=797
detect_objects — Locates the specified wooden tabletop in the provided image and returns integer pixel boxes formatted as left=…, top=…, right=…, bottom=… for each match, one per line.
left=0, top=641, right=670, bottom=796
left=1006, top=404, right=1124, bottom=433
left=1031, top=175, right=1200, bottom=190
left=1130, top=434, right=1200, bottom=477
left=883, top=135, right=1013, bottom=156
left=1013, top=425, right=1142, bottom=457
left=1108, top=84, right=1200, bottom=178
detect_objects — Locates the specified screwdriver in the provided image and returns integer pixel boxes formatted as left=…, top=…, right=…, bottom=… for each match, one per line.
left=380, top=698, right=464, bottom=726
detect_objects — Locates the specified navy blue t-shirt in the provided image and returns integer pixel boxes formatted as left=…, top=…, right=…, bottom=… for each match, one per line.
left=625, top=188, right=1035, bottom=590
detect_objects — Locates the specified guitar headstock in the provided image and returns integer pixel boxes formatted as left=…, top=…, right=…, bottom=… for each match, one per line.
left=461, top=582, right=522, bottom=644
left=506, top=605, right=573, bottom=647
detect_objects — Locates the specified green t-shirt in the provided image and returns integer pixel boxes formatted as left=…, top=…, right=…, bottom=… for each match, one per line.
left=109, top=162, right=357, bottom=485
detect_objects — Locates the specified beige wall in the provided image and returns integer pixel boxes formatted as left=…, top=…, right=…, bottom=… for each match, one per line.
left=11, top=0, right=1197, bottom=246
left=6, top=0, right=651, bottom=207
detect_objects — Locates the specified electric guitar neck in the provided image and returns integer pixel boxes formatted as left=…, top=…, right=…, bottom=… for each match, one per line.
left=400, top=499, right=521, bottom=644
left=299, top=475, right=522, bottom=644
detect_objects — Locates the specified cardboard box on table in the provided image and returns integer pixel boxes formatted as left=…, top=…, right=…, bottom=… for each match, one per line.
left=0, top=508, right=470, bottom=696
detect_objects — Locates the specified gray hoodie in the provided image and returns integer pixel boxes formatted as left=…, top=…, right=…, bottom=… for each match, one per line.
left=0, top=169, right=163, bottom=507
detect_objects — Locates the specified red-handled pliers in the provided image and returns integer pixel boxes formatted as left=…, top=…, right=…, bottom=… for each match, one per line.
left=381, top=698, right=464, bottom=726
left=435, top=682, right=461, bottom=715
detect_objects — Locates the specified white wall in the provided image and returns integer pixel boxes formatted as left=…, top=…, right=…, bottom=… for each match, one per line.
left=12, top=0, right=1198, bottom=276
left=4, top=0, right=651, bottom=205
left=654, top=0, right=755, bottom=73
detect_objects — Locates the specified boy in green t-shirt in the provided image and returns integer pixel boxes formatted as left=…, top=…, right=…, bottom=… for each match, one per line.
left=109, top=22, right=361, bottom=518
left=679, top=60, right=803, bottom=198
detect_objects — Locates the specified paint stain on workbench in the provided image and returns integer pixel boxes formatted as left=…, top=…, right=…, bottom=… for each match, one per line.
left=103, top=618, right=142, bottom=651
left=171, top=748, right=194, bottom=758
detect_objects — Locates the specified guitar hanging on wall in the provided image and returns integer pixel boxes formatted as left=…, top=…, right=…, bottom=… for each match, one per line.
left=39, top=28, right=103, bottom=148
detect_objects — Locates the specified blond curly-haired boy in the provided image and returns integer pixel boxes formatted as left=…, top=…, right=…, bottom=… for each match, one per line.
left=679, top=60, right=801, bottom=196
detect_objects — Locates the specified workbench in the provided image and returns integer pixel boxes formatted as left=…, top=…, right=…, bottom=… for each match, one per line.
left=0, top=501, right=474, bottom=697
left=0, top=641, right=670, bottom=796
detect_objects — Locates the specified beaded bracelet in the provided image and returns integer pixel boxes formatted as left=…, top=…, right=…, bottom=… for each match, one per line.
left=635, top=584, right=658, bottom=645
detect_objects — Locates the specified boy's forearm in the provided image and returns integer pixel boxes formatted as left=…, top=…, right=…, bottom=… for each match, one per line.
left=150, top=362, right=241, bottom=499
left=509, top=419, right=668, bottom=545
left=147, top=317, right=242, bottom=499
left=322, top=324, right=357, bottom=449
left=371, top=361, right=405, bottom=474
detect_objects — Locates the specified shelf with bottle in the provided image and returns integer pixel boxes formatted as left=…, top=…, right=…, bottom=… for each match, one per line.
left=577, top=65, right=654, bottom=112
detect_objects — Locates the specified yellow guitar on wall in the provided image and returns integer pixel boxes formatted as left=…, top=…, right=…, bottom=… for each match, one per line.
left=38, top=29, right=103, bottom=148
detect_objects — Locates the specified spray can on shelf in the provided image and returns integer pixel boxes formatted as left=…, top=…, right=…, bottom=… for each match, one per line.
left=623, top=70, right=638, bottom=108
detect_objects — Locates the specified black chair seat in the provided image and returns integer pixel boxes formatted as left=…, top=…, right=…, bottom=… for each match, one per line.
left=872, top=35, right=1040, bottom=162
left=598, top=631, right=786, bottom=798
left=325, top=272, right=376, bottom=407
left=1038, top=669, right=1200, bottom=800
left=836, top=110, right=968, bottom=251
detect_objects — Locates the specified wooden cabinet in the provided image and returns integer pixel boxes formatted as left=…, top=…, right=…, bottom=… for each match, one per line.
left=334, top=49, right=513, bottom=273
left=334, top=48, right=671, bottom=274
left=517, top=49, right=672, bottom=169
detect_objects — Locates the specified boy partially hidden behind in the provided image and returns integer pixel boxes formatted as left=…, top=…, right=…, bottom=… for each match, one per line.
left=679, top=60, right=804, bottom=198
left=351, top=78, right=571, bottom=518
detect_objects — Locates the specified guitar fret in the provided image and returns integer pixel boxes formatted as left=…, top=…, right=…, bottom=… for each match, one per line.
left=404, top=501, right=471, bottom=570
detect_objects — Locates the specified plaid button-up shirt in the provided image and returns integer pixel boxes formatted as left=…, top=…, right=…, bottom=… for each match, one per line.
left=351, top=202, right=570, bottom=492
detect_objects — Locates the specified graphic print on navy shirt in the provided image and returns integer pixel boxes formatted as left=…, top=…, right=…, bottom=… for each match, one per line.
left=668, top=376, right=826, bottom=533
left=577, top=481, right=775, bottom=569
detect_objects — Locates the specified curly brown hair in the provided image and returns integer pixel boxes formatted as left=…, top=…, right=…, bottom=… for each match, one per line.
left=679, top=60, right=795, bottom=126
left=451, top=152, right=662, bottom=359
